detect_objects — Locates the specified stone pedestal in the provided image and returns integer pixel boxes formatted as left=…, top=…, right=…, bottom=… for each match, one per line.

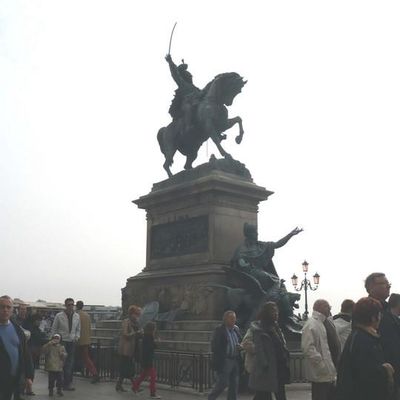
left=122, top=158, right=273, bottom=320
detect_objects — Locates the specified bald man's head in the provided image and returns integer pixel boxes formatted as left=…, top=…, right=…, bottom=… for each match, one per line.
left=313, top=299, right=331, bottom=317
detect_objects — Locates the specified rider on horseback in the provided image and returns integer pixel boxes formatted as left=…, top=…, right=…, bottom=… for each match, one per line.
left=166, top=54, right=229, bottom=142
left=165, top=54, right=200, bottom=137
left=159, top=51, right=246, bottom=177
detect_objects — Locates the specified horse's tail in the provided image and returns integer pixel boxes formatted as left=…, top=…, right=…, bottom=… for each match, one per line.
left=157, top=126, right=172, bottom=163
left=157, top=127, right=166, bottom=154
left=158, top=126, right=174, bottom=177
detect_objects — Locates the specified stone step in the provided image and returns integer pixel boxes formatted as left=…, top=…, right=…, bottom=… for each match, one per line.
left=90, top=336, right=117, bottom=346
left=92, top=328, right=120, bottom=338
left=157, top=340, right=210, bottom=353
left=91, top=337, right=211, bottom=353
left=94, top=319, right=122, bottom=330
left=95, top=319, right=220, bottom=332
left=161, top=320, right=220, bottom=331
left=158, top=330, right=212, bottom=342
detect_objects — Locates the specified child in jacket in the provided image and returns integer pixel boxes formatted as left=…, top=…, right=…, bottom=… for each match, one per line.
left=42, top=334, right=67, bottom=396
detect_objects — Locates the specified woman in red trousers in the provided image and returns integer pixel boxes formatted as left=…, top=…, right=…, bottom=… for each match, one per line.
left=132, top=321, right=161, bottom=399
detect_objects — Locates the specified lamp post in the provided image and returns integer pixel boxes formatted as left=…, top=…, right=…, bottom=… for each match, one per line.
left=291, top=260, right=320, bottom=320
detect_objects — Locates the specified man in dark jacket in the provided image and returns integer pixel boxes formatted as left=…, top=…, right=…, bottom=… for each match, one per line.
left=208, top=311, right=242, bottom=400
left=365, top=273, right=400, bottom=397
left=0, top=295, right=33, bottom=400
left=381, top=293, right=400, bottom=393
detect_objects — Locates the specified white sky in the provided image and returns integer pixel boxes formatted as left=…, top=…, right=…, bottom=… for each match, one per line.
left=1, top=1, right=399, bottom=314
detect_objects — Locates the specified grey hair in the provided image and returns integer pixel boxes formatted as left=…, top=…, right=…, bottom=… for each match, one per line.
left=222, top=310, right=236, bottom=321
left=313, top=299, right=329, bottom=311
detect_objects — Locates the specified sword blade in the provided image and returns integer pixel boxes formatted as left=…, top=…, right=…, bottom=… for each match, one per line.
left=168, top=22, right=177, bottom=55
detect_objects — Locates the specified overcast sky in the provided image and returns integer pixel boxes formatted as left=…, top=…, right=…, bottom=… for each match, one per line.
left=1, top=1, right=399, bottom=313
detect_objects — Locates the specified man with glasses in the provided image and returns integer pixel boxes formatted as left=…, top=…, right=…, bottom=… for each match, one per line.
left=50, top=298, right=81, bottom=391
left=365, top=272, right=391, bottom=308
left=365, top=273, right=400, bottom=398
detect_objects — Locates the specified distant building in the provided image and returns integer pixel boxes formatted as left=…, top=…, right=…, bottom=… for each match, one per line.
left=13, top=299, right=121, bottom=326
left=81, top=304, right=121, bottom=326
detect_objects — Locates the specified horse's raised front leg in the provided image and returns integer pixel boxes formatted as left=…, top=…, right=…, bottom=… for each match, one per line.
left=223, top=116, right=244, bottom=144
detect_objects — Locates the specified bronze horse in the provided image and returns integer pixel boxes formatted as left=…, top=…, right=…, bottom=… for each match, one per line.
left=157, top=72, right=247, bottom=177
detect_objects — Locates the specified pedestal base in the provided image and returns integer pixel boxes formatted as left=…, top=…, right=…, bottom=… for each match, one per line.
left=122, top=158, right=272, bottom=320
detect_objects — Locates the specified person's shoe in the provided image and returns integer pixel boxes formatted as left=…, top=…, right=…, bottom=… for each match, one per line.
left=26, top=392, right=36, bottom=396
left=149, top=394, right=161, bottom=399
left=63, top=387, right=75, bottom=391
left=115, top=383, right=127, bottom=392
left=48, top=389, right=54, bottom=397
left=56, top=390, right=64, bottom=397
left=91, top=375, right=100, bottom=384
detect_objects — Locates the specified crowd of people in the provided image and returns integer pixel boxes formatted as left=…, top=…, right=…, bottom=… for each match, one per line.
left=208, top=271, right=400, bottom=400
left=2, top=271, right=399, bottom=400
left=0, top=297, right=101, bottom=400
left=0, top=298, right=161, bottom=400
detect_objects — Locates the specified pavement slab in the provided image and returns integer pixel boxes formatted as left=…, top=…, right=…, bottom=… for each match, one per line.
left=29, top=370, right=311, bottom=400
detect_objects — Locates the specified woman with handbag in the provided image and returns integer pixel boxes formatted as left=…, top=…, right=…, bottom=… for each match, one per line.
left=115, top=305, right=142, bottom=392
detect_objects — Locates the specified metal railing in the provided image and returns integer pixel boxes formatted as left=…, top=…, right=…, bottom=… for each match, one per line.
left=84, top=344, right=307, bottom=392
left=289, top=351, right=307, bottom=383
left=87, top=345, right=214, bottom=392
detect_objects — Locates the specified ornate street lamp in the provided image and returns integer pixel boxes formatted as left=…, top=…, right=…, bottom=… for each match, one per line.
left=291, top=260, right=320, bottom=320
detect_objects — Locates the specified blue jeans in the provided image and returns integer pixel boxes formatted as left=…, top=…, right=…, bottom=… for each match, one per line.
left=62, top=341, right=76, bottom=388
left=208, top=358, right=239, bottom=400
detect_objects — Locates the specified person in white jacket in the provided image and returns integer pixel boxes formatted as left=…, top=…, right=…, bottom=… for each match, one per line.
left=301, top=299, right=336, bottom=400
left=50, top=298, right=81, bottom=391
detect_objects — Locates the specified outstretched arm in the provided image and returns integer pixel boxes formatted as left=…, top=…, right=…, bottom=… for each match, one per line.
left=274, top=227, right=303, bottom=249
left=165, top=54, right=183, bottom=87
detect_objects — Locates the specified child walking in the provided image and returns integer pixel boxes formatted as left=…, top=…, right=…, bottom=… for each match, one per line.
left=42, top=334, right=67, bottom=396
left=132, top=321, right=161, bottom=399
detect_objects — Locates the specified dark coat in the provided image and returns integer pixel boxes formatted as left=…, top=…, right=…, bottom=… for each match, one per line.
left=30, top=325, right=47, bottom=348
left=248, top=321, right=290, bottom=393
left=379, top=310, right=400, bottom=386
left=141, top=334, right=156, bottom=369
left=0, top=321, right=34, bottom=388
left=323, top=317, right=341, bottom=368
left=249, top=323, right=278, bottom=393
left=336, top=327, right=394, bottom=400
left=210, top=324, right=242, bottom=372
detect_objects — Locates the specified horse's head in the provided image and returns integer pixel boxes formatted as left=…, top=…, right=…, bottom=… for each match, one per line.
left=206, top=72, right=247, bottom=106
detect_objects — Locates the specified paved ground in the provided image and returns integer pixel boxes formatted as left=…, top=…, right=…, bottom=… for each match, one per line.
left=29, top=370, right=311, bottom=400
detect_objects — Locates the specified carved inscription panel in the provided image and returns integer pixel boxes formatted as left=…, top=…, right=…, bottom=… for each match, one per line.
left=150, top=215, right=209, bottom=259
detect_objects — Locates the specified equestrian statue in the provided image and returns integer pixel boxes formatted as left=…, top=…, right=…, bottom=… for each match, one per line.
left=157, top=30, right=246, bottom=177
